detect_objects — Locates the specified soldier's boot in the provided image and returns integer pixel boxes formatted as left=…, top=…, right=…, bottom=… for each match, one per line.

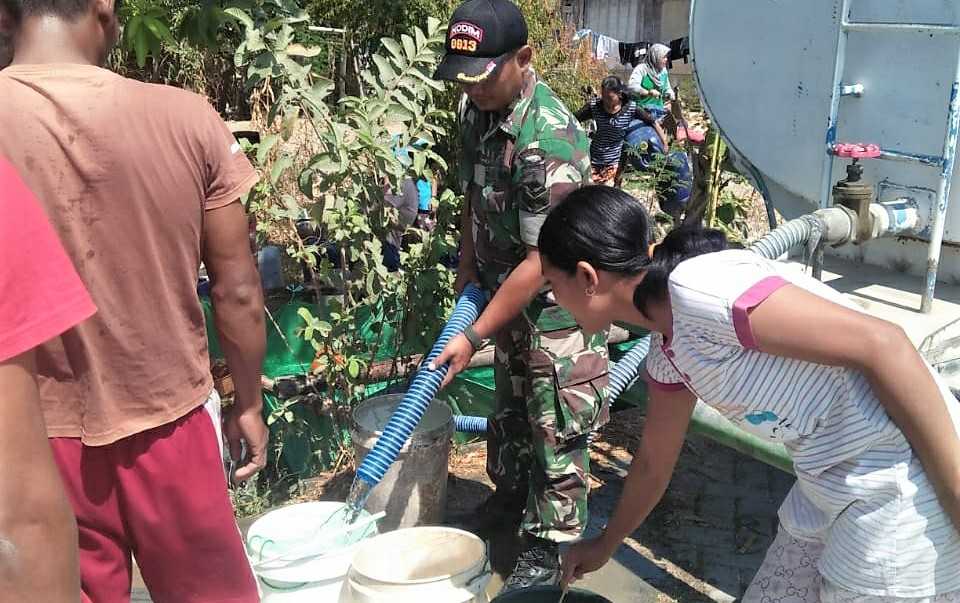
left=500, top=532, right=561, bottom=594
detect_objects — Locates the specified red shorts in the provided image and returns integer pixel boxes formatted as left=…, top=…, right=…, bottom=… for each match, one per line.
left=50, top=404, right=259, bottom=603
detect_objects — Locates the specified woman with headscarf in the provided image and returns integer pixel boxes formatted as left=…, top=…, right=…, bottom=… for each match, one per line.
left=628, top=43, right=675, bottom=120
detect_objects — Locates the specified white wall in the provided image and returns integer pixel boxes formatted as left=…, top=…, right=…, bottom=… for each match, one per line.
left=578, top=0, right=690, bottom=41
left=576, top=0, right=692, bottom=73
left=580, top=0, right=646, bottom=43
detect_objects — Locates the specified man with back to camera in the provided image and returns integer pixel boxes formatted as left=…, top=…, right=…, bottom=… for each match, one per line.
left=431, top=0, right=609, bottom=592
left=0, top=0, right=267, bottom=599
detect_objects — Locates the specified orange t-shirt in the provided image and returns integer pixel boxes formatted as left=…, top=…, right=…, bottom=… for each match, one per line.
left=0, top=64, right=258, bottom=445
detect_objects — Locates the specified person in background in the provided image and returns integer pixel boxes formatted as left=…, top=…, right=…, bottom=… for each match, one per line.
left=386, top=137, right=438, bottom=268
left=400, top=137, right=438, bottom=228
left=414, top=169, right=437, bottom=232
left=575, top=75, right=667, bottom=186
left=628, top=43, right=675, bottom=120
left=0, top=0, right=266, bottom=600
left=349, top=137, right=437, bottom=272
left=431, top=0, right=608, bottom=592
left=383, top=175, right=420, bottom=271
left=0, top=159, right=91, bottom=602
left=539, top=187, right=960, bottom=603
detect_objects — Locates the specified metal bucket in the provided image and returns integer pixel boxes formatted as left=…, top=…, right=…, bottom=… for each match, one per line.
left=351, top=393, right=454, bottom=532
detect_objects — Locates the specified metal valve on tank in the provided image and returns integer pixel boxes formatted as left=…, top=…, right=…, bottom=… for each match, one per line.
left=831, top=143, right=880, bottom=243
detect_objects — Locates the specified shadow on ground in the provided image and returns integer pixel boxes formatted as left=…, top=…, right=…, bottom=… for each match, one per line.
left=446, top=409, right=795, bottom=602
left=134, top=408, right=794, bottom=602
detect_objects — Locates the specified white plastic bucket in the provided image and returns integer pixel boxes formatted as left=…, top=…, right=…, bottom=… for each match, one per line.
left=246, top=501, right=379, bottom=602
left=342, top=527, right=491, bottom=603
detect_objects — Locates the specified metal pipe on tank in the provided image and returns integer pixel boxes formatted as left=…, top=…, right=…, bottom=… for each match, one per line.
left=923, top=77, right=960, bottom=314
left=870, top=198, right=926, bottom=238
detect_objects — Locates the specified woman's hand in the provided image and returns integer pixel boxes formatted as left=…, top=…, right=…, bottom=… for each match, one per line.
left=563, top=388, right=696, bottom=589
left=429, top=334, right=476, bottom=389
left=648, top=89, right=661, bottom=98
left=561, top=536, right=618, bottom=588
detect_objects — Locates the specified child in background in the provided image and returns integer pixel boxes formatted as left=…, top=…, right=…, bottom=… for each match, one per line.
left=575, top=76, right=667, bottom=186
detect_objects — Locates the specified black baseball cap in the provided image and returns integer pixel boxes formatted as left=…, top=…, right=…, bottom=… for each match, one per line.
left=433, top=0, right=529, bottom=84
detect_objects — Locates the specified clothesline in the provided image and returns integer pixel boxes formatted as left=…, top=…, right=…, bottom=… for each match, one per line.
left=573, top=28, right=690, bottom=69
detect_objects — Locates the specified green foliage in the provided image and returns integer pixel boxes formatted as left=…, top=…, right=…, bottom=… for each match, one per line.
left=712, top=181, right=753, bottom=243
left=121, top=4, right=176, bottom=67
left=305, top=0, right=458, bottom=55
left=231, top=6, right=459, bottom=433
left=179, top=2, right=239, bottom=49
left=515, top=0, right=606, bottom=114
left=116, top=0, right=237, bottom=67
left=230, top=476, right=272, bottom=517
left=111, top=0, right=338, bottom=118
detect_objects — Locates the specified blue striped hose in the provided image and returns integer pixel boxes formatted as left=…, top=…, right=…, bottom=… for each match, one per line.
left=453, top=414, right=489, bottom=434
left=748, top=214, right=823, bottom=262
left=606, top=335, right=652, bottom=402
left=348, top=284, right=487, bottom=511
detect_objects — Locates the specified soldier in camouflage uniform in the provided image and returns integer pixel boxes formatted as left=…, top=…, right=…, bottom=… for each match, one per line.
left=432, top=0, right=609, bottom=591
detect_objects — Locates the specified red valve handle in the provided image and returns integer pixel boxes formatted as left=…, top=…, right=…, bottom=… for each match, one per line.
left=832, top=143, right=881, bottom=158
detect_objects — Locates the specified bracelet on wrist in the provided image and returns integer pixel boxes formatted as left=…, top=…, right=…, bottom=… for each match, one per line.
left=462, top=325, right=484, bottom=350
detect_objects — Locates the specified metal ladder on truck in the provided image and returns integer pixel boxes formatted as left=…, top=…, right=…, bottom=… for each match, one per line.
left=817, top=0, right=960, bottom=313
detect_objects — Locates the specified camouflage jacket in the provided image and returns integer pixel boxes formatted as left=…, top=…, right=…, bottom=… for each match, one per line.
left=458, top=69, right=591, bottom=291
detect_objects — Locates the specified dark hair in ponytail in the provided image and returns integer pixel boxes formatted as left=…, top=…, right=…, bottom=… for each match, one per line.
left=538, top=186, right=728, bottom=318
left=601, top=75, right=624, bottom=93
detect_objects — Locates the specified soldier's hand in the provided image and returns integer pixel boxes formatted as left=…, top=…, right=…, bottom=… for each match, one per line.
left=560, top=536, right=617, bottom=589
left=428, top=334, right=475, bottom=389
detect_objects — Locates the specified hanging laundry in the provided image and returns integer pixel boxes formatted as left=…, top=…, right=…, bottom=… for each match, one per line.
left=576, top=29, right=658, bottom=69
left=572, top=28, right=600, bottom=62
left=668, top=36, right=690, bottom=68
left=595, top=34, right=621, bottom=68
left=619, top=41, right=650, bottom=67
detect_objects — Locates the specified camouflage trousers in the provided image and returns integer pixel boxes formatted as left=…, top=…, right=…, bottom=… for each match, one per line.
left=487, top=301, right=609, bottom=543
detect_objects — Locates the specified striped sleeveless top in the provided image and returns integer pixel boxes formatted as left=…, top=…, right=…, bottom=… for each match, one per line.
left=642, top=249, right=960, bottom=597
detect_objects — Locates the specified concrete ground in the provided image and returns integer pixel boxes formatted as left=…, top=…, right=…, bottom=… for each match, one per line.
left=564, top=423, right=794, bottom=602
left=131, top=408, right=794, bottom=602
left=457, top=409, right=795, bottom=602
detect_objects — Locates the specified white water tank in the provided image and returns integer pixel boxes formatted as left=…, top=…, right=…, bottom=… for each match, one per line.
left=690, top=0, right=960, bottom=284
